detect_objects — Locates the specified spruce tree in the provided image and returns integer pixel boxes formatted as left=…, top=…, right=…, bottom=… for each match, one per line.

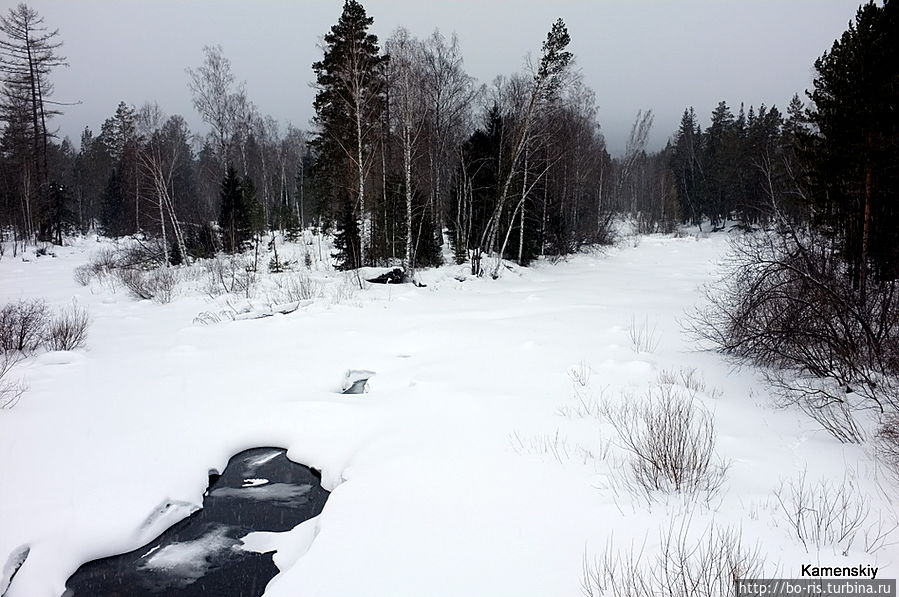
left=670, top=108, right=704, bottom=225
left=219, top=165, right=246, bottom=253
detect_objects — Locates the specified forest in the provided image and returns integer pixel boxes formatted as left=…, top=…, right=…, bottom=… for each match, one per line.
left=1, top=2, right=899, bottom=596
left=4, top=1, right=880, bottom=275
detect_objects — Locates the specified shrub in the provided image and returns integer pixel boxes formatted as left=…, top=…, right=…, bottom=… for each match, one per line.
left=0, top=299, right=50, bottom=353
left=203, top=255, right=256, bottom=298
left=272, top=271, right=320, bottom=303
left=116, top=267, right=180, bottom=304
left=45, top=302, right=90, bottom=351
left=603, top=384, right=724, bottom=497
left=772, top=470, right=887, bottom=554
left=583, top=519, right=768, bottom=597
left=0, top=351, right=26, bottom=409
left=629, top=315, right=661, bottom=353
left=690, top=228, right=899, bottom=443
left=73, top=264, right=93, bottom=286
left=877, top=415, right=899, bottom=481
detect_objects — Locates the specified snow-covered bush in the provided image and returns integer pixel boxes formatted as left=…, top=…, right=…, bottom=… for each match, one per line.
left=583, top=519, right=768, bottom=597
left=603, top=384, right=724, bottom=497
left=45, top=302, right=90, bottom=351
left=116, top=267, right=180, bottom=303
left=0, top=299, right=50, bottom=353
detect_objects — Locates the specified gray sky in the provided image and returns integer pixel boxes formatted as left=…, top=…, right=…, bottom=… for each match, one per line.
left=20, top=0, right=862, bottom=155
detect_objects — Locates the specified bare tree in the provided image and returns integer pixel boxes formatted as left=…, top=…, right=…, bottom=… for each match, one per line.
left=187, top=45, right=244, bottom=168
left=0, top=2, right=67, bottom=241
left=616, top=109, right=654, bottom=213
left=386, top=28, right=428, bottom=275
left=137, top=103, right=190, bottom=264
left=421, top=30, right=476, bottom=230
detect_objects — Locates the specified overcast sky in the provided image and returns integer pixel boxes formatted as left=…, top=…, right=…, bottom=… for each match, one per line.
left=20, top=0, right=863, bottom=155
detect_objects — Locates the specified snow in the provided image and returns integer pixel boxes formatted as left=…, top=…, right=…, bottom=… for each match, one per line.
left=0, top=233, right=896, bottom=597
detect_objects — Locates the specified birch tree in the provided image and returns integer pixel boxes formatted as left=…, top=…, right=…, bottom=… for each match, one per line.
left=480, top=18, right=572, bottom=278
left=136, top=103, right=190, bottom=264
left=187, top=45, right=244, bottom=169
left=385, top=27, right=428, bottom=274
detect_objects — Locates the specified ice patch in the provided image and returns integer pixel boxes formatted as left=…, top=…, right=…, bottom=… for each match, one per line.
left=138, top=526, right=238, bottom=587
left=243, top=450, right=280, bottom=471
left=138, top=545, right=160, bottom=559
left=242, top=478, right=269, bottom=487
left=210, top=483, right=313, bottom=504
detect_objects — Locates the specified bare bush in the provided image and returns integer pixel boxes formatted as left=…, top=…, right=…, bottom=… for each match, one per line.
left=657, top=367, right=709, bottom=396
left=558, top=387, right=610, bottom=420
left=689, top=229, right=899, bottom=443
left=603, top=384, right=725, bottom=497
left=116, top=267, right=180, bottom=303
left=272, top=271, right=321, bottom=303
left=203, top=255, right=256, bottom=298
left=629, top=315, right=661, bottom=353
left=0, top=351, right=26, bottom=409
left=73, top=264, right=93, bottom=286
left=569, top=361, right=592, bottom=388
left=510, top=430, right=600, bottom=465
left=877, top=415, right=899, bottom=481
left=73, top=248, right=122, bottom=289
left=115, top=238, right=168, bottom=269
left=0, top=299, right=50, bottom=353
left=328, top=274, right=362, bottom=305
left=583, top=519, right=769, bottom=597
left=773, top=470, right=878, bottom=554
left=149, top=268, right=179, bottom=304
left=45, top=302, right=90, bottom=351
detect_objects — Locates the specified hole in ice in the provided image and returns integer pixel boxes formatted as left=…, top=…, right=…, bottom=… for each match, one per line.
left=62, top=447, right=329, bottom=597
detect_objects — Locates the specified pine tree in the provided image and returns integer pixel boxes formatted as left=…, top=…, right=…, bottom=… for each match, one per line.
left=311, top=0, right=386, bottom=269
left=806, top=0, right=899, bottom=292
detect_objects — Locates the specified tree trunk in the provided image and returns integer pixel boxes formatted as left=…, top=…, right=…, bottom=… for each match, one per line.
left=860, top=133, right=874, bottom=303
left=403, top=125, right=414, bottom=273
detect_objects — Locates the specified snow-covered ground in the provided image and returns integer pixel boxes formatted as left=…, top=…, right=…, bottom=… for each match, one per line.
left=0, top=232, right=896, bottom=597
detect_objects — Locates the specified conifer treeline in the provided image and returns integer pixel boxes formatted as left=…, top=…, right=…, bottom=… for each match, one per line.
left=665, top=95, right=808, bottom=229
